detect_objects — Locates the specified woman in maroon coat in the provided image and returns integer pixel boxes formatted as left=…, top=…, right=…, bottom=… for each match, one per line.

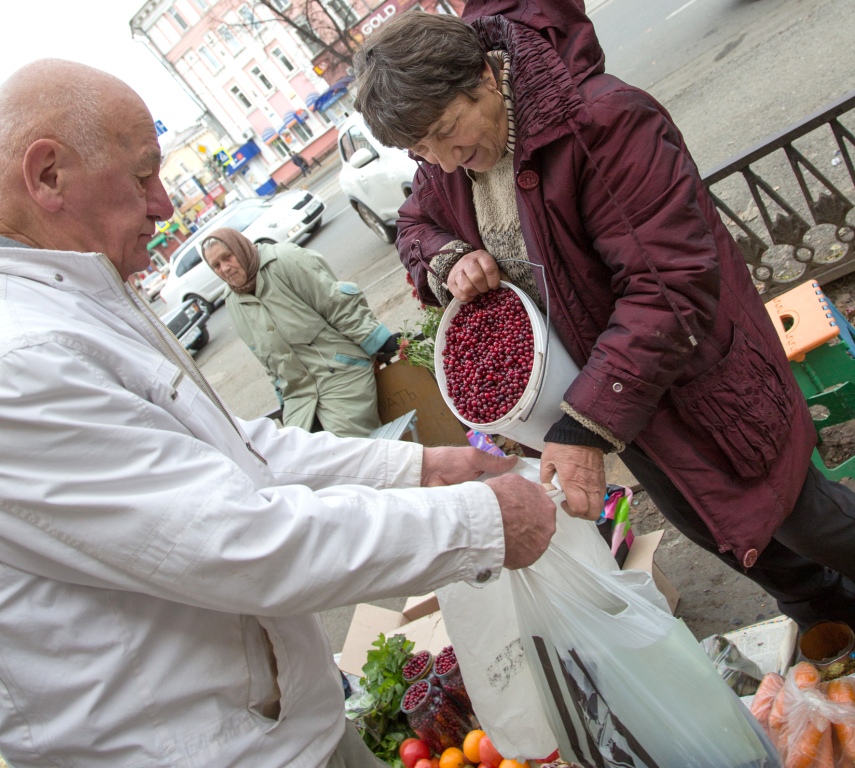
left=353, top=2, right=855, bottom=629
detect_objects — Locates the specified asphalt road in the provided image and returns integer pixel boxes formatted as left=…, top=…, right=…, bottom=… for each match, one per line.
left=183, top=0, right=855, bottom=653
left=592, top=0, right=800, bottom=93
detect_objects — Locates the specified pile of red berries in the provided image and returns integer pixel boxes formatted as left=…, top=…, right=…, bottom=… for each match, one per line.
left=401, top=678, right=472, bottom=754
left=434, top=645, right=472, bottom=712
left=401, top=679, right=430, bottom=712
left=402, top=650, right=433, bottom=683
left=434, top=645, right=458, bottom=676
left=442, top=288, right=534, bottom=424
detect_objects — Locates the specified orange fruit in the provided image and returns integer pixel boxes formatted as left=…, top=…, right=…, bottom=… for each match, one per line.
left=439, top=747, right=467, bottom=768
left=499, top=761, right=531, bottom=768
left=463, top=730, right=486, bottom=764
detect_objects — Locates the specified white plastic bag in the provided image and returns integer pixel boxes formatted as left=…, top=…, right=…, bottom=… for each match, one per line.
left=436, top=458, right=618, bottom=760
left=510, top=536, right=781, bottom=767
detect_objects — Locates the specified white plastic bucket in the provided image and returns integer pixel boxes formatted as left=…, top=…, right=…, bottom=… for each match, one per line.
left=434, top=282, right=580, bottom=451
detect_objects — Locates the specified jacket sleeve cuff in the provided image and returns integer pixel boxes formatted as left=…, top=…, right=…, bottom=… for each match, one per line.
left=544, top=408, right=625, bottom=453
left=457, top=481, right=505, bottom=587
left=427, top=240, right=472, bottom=307
left=360, top=323, right=392, bottom=355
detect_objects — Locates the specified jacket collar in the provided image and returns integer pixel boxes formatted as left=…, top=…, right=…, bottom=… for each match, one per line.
left=0, top=245, right=127, bottom=300
left=471, top=13, right=602, bottom=155
left=229, top=245, right=277, bottom=304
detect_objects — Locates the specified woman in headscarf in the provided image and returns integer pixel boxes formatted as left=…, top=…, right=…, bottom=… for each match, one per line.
left=202, top=228, right=399, bottom=437
left=352, top=4, right=855, bottom=631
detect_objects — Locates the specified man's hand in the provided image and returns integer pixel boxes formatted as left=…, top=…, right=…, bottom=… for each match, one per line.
left=485, top=474, right=556, bottom=569
left=446, top=250, right=502, bottom=302
left=421, top=446, right=517, bottom=486
left=540, top=443, right=606, bottom=520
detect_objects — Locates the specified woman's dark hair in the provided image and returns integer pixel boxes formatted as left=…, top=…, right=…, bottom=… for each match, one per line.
left=353, top=11, right=494, bottom=148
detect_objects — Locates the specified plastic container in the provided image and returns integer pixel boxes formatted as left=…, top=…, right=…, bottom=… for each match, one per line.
left=435, top=282, right=580, bottom=451
left=798, top=620, right=855, bottom=680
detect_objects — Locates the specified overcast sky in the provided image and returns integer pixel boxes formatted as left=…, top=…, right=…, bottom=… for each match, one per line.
left=2, top=0, right=204, bottom=141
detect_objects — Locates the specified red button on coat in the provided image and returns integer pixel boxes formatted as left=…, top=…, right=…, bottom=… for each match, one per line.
left=742, top=548, right=759, bottom=568
left=517, top=170, right=540, bottom=189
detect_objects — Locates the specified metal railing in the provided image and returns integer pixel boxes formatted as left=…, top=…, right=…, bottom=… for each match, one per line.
left=702, top=90, right=855, bottom=300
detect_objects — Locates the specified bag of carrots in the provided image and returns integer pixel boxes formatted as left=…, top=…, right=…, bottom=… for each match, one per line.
left=751, top=663, right=855, bottom=767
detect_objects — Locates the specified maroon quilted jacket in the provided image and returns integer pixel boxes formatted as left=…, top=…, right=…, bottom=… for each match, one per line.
left=396, top=0, right=815, bottom=567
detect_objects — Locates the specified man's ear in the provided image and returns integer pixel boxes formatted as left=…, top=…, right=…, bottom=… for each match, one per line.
left=22, top=139, right=67, bottom=213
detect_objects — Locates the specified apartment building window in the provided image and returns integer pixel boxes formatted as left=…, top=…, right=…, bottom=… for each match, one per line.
left=251, top=66, right=274, bottom=92
left=219, top=25, right=244, bottom=54
left=269, top=137, right=290, bottom=159
left=271, top=47, right=294, bottom=73
left=293, top=15, right=323, bottom=55
left=269, top=0, right=292, bottom=11
left=322, top=0, right=357, bottom=28
left=231, top=85, right=253, bottom=110
left=192, top=0, right=209, bottom=9
left=168, top=8, right=189, bottom=31
left=238, top=4, right=259, bottom=31
left=198, top=45, right=222, bottom=73
left=290, top=121, right=314, bottom=143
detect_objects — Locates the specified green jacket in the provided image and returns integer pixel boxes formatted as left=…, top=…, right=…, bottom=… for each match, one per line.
left=226, top=243, right=390, bottom=426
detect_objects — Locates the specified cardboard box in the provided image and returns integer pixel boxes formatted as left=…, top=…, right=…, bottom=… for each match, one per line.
left=375, top=360, right=469, bottom=447
left=338, top=533, right=679, bottom=677
left=338, top=602, right=450, bottom=677
left=402, top=592, right=440, bottom=622
left=623, top=530, right=681, bottom=614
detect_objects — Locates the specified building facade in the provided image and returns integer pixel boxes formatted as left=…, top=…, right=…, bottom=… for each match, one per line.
left=129, top=0, right=464, bottom=197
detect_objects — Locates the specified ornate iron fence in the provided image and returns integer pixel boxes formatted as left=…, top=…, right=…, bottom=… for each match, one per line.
left=702, top=90, right=855, bottom=300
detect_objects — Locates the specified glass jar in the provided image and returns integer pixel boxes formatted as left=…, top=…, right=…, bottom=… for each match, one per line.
left=434, top=645, right=473, bottom=715
left=402, top=649, right=434, bottom=685
left=402, top=679, right=471, bottom=754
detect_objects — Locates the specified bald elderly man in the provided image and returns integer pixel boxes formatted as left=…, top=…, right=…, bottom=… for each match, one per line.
left=0, top=59, right=555, bottom=767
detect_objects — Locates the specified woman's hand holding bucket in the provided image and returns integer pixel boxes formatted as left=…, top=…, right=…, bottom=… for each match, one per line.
left=540, top=443, right=607, bottom=521
left=446, top=249, right=507, bottom=302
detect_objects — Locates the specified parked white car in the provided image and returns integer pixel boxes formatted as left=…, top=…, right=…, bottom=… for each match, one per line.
left=337, top=113, right=418, bottom=243
left=139, top=270, right=168, bottom=302
left=159, top=191, right=324, bottom=311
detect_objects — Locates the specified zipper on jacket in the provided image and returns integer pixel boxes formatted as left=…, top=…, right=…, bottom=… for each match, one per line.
left=120, top=276, right=268, bottom=465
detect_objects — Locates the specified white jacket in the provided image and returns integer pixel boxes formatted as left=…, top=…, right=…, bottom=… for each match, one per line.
left=0, top=245, right=504, bottom=768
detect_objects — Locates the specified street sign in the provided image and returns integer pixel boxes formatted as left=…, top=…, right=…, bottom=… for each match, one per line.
left=154, top=120, right=168, bottom=137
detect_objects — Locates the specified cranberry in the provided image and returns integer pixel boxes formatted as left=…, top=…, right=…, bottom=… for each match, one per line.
left=434, top=645, right=473, bottom=713
left=401, top=679, right=430, bottom=712
left=402, top=650, right=434, bottom=683
left=442, top=289, right=534, bottom=424
left=402, top=678, right=472, bottom=754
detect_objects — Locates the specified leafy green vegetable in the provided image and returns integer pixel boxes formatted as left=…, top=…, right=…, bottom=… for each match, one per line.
left=398, top=306, right=443, bottom=373
left=350, top=633, right=418, bottom=766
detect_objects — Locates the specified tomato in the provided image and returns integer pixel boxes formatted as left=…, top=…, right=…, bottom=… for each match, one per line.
left=478, top=736, right=504, bottom=768
left=413, top=760, right=434, bottom=768
left=498, top=760, right=530, bottom=768
left=400, top=738, right=432, bottom=768
left=534, top=751, right=560, bottom=764
left=439, top=747, right=467, bottom=768
left=463, top=730, right=486, bottom=764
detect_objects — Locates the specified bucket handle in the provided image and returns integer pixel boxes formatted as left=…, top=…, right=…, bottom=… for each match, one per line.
left=493, top=259, right=551, bottom=425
